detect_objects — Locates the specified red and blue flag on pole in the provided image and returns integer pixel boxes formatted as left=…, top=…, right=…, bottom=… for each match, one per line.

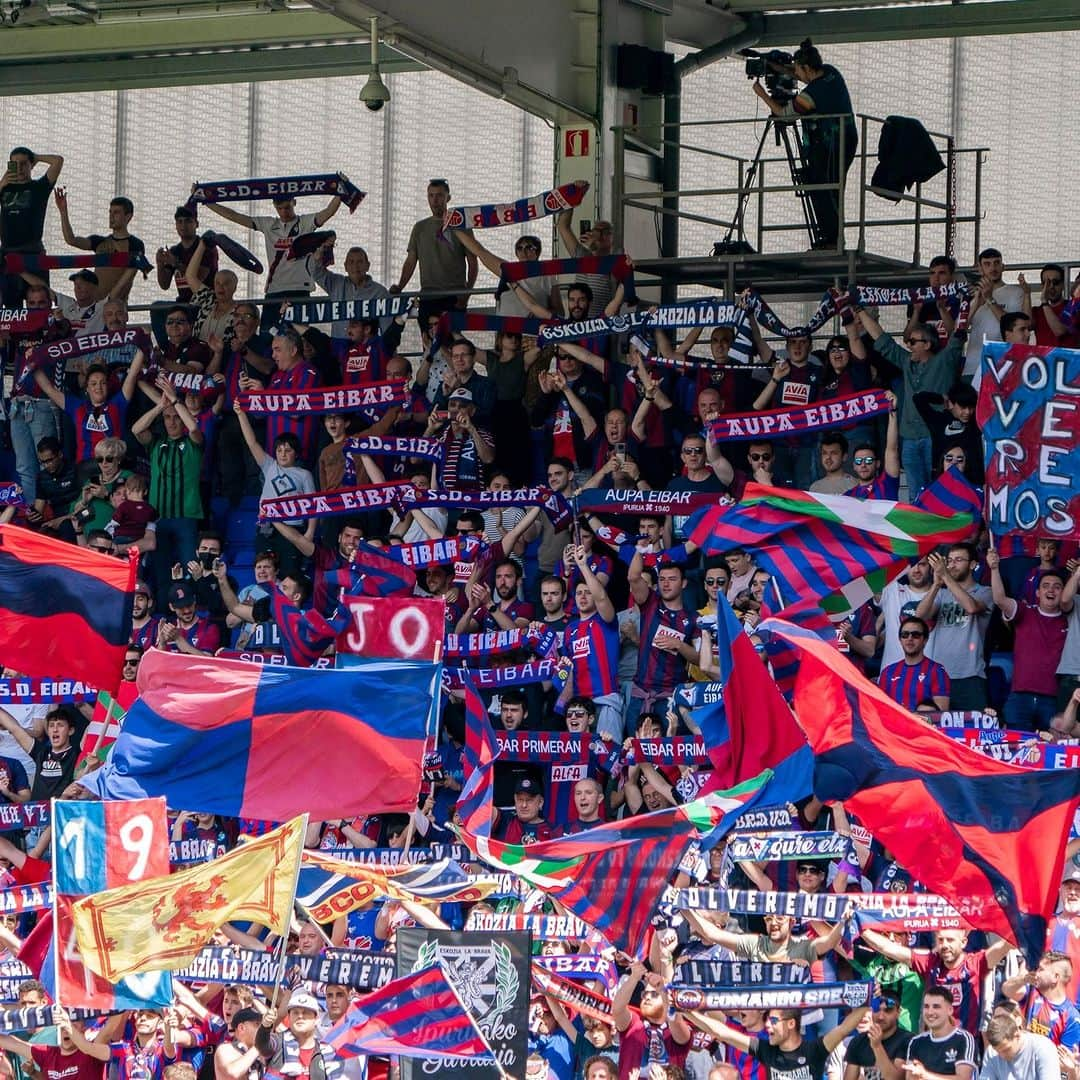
left=696, top=596, right=812, bottom=814
left=76, top=649, right=440, bottom=820
left=52, top=798, right=173, bottom=1010
left=0, top=524, right=137, bottom=691
left=325, top=963, right=496, bottom=1062
left=760, top=618, right=1080, bottom=967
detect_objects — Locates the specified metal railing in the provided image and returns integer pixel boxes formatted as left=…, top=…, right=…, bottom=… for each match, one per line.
left=612, top=113, right=988, bottom=269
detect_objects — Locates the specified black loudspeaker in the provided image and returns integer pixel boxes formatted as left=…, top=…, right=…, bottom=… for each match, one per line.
left=616, top=44, right=676, bottom=96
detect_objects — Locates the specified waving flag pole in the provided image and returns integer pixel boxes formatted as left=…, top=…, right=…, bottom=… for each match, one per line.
left=268, top=817, right=307, bottom=1010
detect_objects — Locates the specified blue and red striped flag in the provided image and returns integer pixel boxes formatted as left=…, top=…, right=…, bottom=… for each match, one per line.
left=325, top=963, right=496, bottom=1062
left=0, top=524, right=137, bottom=691
left=913, top=465, right=984, bottom=519
left=270, top=590, right=347, bottom=667
left=696, top=596, right=812, bottom=812
left=77, top=648, right=440, bottom=821
left=456, top=673, right=770, bottom=951
left=760, top=618, right=1080, bottom=967
left=329, top=540, right=417, bottom=598
left=687, top=478, right=978, bottom=615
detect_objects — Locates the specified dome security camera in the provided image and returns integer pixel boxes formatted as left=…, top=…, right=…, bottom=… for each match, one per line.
left=359, top=69, right=390, bottom=112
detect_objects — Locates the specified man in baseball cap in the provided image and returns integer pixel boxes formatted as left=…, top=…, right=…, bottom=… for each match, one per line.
left=494, top=777, right=552, bottom=844
left=257, top=992, right=338, bottom=1080
left=427, top=378, right=494, bottom=490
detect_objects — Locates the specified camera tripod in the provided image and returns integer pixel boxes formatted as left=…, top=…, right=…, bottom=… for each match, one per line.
left=714, top=113, right=823, bottom=255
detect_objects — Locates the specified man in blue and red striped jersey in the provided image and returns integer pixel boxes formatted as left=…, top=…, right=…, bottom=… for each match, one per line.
left=627, top=551, right=698, bottom=732
left=860, top=927, right=1012, bottom=1037
left=1000, top=950, right=1080, bottom=1048
left=877, top=616, right=950, bottom=711
left=846, top=400, right=900, bottom=501
left=562, top=544, right=622, bottom=740
left=246, top=328, right=321, bottom=465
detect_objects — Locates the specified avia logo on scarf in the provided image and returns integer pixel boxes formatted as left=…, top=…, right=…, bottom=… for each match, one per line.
left=443, top=179, right=588, bottom=229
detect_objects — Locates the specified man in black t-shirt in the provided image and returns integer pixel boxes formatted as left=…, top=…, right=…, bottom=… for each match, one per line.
left=0, top=145, right=64, bottom=305
left=56, top=188, right=145, bottom=302
left=844, top=991, right=911, bottom=1080
left=689, top=1004, right=870, bottom=1080
left=904, top=988, right=977, bottom=1080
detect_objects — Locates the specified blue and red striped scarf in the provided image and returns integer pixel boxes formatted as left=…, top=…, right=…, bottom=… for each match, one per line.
left=443, top=180, right=587, bottom=229
left=1, top=250, right=152, bottom=274
left=498, top=253, right=636, bottom=301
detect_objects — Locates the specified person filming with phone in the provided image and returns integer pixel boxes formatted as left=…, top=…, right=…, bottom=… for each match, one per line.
left=0, top=145, right=64, bottom=306
left=749, top=38, right=856, bottom=249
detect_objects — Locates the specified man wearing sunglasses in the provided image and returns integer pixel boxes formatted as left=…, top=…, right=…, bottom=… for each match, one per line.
left=877, top=617, right=950, bottom=711
left=843, top=994, right=911, bottom=1080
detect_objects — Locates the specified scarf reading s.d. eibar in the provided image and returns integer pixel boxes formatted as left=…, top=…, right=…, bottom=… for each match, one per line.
left=341, top=435, right=443, bottom=487
left=442, top=180, right=588, bottom=229
left=346, top=435, right=444, bottom=462
left=187, top=173, right=366, bottom=213
left=18, top=328, right=152, bottom=391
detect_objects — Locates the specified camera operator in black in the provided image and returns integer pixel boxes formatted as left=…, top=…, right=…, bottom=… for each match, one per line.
left=752, top=38, right=856, bottom=248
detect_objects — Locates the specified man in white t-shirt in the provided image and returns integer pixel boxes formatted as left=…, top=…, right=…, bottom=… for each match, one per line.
left=878, top=558, right=933, bottom=669
left=202, top=191, right=342, bottom=330
left=964, top=247, right=1026, bottom=380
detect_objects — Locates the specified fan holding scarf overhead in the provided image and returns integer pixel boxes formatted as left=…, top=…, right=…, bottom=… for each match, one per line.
left=193, top=175, right=350, bottom=330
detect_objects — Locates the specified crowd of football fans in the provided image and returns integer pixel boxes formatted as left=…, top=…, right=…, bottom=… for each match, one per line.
left=1, top=147, right=1080, bottom=1080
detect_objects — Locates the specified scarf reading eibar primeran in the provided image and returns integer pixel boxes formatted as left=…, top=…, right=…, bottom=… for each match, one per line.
left=187, top=173, right=366, bottom=213
left=442, top=180, right=588, bottom=229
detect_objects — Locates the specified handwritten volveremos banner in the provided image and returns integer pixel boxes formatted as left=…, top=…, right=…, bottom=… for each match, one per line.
left=977, top=343, right=1080, bottom=540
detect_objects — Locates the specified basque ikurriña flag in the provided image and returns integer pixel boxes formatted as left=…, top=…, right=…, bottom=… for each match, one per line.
left=456, top=677, right=771, bottom=952
left=760, top=618, right=1080, bottom=966
left=325, top=963, right=496, bottom=1062
left=688, top=479, right=978, bottom=615
left=76, top=648, right=440, bottom=821
left=0, top=524, right=137, bottom=691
